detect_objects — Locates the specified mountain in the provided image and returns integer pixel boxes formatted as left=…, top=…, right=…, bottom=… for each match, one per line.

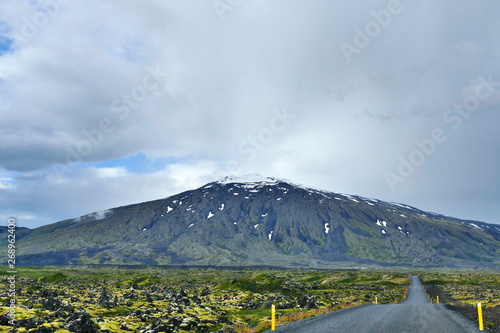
left=5, top=174, right=500, bottom=269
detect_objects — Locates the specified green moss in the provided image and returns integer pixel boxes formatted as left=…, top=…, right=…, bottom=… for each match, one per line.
left=5, top=267, right=495, bottom=333
left=98, top=306, right=130, bottom=317
left=218, top=274, right=285, bottom=294
left=338, top=274, right=358, bottom=283
left=99, top=320, right=140, bottom=332
left=40, top=272, right=68, bottom=282
left=425, top=279, right=447, bottom=285
left=303, top=275, right=323, bottom=282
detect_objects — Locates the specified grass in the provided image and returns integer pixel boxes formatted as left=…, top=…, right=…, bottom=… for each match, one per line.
left=421, top=272, right=500, bottom=331
left=421, top=272, right=500, bottom=306
left=40, top=272, right=68, bottom=282
left=218, top=273, right=295, bottom=295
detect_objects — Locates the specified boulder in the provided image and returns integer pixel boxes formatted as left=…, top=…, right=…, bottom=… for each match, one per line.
left=297, top=294, right=318, bottom=309
left=65, top=310, right=99, bottom=333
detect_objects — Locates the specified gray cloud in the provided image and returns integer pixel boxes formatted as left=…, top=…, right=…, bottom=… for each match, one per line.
left=1, top=0, right=499, bottom=227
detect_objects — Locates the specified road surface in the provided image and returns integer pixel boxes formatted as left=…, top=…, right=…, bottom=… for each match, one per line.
left=269, top=276, right=480, bottom=333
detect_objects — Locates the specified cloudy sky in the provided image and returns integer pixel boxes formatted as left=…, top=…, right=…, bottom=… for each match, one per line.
left=1, top=0, right=499, bottom=228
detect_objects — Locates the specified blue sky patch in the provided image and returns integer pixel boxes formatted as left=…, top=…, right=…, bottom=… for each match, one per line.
left=0, top=36, right=13, bottom=56
left=86, top=153, right=183, bottom=175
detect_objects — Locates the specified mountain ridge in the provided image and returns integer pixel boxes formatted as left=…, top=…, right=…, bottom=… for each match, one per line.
left=4, top=174, right=500, bottom=269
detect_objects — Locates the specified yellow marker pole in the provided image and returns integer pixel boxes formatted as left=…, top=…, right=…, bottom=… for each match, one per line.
left=477, top=302, right=484, bottom=331
left=375, top=296, right=378, bottom=305
left=436, top=296, right=439, bottom=304
left=271, top=304, right=276, bottom=331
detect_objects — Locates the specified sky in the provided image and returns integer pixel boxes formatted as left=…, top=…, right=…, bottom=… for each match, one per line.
left=0, top=0, right=499, bottom=228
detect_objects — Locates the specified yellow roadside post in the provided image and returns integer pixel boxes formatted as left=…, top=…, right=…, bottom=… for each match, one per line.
left=477, top=302, right=484, bottom=331
left=436, top=296, right=439, bottom=304
left=271, top=304, right=276, bottom=331
left=375, top=296, right=378, bottom=305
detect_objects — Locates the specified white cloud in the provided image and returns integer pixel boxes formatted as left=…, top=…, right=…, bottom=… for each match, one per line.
left=94, top=167, right=128, bottom=178
left=0, top=177, right=16, bottom=190
left=166, top=160, right=218, bottom=189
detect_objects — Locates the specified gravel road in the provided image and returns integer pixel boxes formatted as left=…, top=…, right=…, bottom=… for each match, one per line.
left=269, top=276, right=481, bottom=333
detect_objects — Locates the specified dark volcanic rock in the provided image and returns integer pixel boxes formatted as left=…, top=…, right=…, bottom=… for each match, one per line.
left=0, top=313, right=13, bottom=325
left=15, top=317, right=44, bottom=329
left=65, top=310, right=99, bottom=333
left=141, top=317, right=174, bottom=333
left=31, top=326, right=56, bottom=333
left=97, top=288, right=116, bottom=308
left=297, top=294, right=318, bottom=309
left=241, top=299, right=262, bottom=309
left=42, top=296, right=63, bottom=311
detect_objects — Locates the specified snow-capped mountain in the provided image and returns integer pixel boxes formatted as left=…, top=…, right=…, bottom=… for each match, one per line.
left=6, top=175, right=500, bottom=268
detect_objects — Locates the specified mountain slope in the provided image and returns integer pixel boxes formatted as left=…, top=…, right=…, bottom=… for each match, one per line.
left=7, top=175, right=500, bottom=268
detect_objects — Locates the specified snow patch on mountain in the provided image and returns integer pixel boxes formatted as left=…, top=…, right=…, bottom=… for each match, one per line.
left=218, top=174, right=281, bottom=185
left=390, top=202, right=416, bottom=210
